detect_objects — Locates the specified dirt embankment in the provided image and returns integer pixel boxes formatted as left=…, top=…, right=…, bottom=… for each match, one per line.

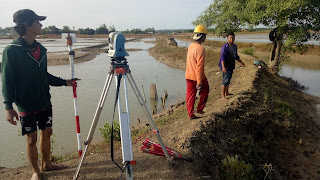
left=46, top=43, right=108, bottom=66
left=148, top=36, right=320, bottom=179
left=1, top=35, right=320, bottom=180
left=46, top=36, right=149, bottom=66
left=0, top=43, right=107, bottom=69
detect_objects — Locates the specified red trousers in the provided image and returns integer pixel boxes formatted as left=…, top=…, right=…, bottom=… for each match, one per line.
left=186, top=78, right=209, bottom=118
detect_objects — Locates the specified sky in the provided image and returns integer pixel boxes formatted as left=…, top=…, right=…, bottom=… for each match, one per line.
left=0, top=0, right=213, bottom=31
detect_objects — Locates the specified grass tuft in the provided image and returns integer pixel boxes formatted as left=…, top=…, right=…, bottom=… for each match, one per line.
left=242, top=48, right=255, bottom=56
left=221, top=155, right=255, bottom=180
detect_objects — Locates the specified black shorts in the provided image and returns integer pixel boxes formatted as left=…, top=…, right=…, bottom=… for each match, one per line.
left=20, top=109, right=53, bottom=136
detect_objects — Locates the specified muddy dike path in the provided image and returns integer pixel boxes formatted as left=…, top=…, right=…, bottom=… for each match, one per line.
left=1, top=36, right=320, bottom=179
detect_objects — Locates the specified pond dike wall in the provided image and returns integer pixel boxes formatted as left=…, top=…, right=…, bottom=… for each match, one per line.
left=148, top=36, right=320, bottom=179
left=186, top=69, right=320, bottom=179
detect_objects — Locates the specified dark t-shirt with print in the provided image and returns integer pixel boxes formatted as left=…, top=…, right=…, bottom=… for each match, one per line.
left=218, top=43, right=239, bottom=71
left=225, top=44, right=237, bottom=70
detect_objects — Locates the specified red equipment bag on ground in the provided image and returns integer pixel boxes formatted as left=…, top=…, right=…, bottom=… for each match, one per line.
left=140, top=139, right=192, bottom=162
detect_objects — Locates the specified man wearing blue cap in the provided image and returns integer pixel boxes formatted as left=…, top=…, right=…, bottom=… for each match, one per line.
left=1, top=9, right=74, bottom=180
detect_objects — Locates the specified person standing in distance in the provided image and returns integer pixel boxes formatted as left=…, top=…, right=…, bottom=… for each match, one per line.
left=218, top=32, right=245, bottom=101
left=185, top=25, right=209, bottom=119
left=66, top=32, right=73, bottom=46
left=1, top=9, right=75, bottom=180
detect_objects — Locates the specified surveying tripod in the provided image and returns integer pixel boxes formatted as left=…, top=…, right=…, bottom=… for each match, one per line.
left=73, top=57, right=172, bottom=180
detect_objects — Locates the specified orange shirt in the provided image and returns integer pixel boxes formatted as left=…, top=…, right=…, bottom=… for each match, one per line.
left=66, top=35, right=73, bottom=46
left=185, top=42, right=206, bottom=84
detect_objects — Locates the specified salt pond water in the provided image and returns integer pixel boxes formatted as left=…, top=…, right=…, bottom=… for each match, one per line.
left=0, top=38, right=186, bottom=168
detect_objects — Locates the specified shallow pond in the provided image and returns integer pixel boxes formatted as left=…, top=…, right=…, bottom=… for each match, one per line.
left=0, top=39, right=186, bottom=168
left=207, top=34, right=320, bottom=45
left=280, top=63, right=320, bottom=98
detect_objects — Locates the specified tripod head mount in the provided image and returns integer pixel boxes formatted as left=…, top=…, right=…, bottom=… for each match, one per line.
left=110, top=57, right=130, bottom=75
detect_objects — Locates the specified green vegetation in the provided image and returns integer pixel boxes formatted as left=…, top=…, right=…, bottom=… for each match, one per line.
left=149, top=36, right=316, bottom=179
left=41, top=24, right=116, bottom=35
left=186, top=64, right=308, bottom=179
left=42, top=25, right=62, bottom=34
left=193, top=0, right=320, bottom=74
left=275, top=99, right=296, bottom=119
left=0, top=24, right=158, bottom=36
left=52, top=152, right=78, bottom=164
left=155, top=107, right=187, bottom=127
left=0, top=27, right=15, bottom=36
left=274, top=99, right=296, bottom=128
left=241, top=48, right=255, bottom=56
left=156, top=29, right=194, bottom=34
left=230, top=134, right=265, bottom=166
left=221, top=155, right=255, bottom=180
left=263, top=87, right=270, bottom=103
left=194, top=0, right=319, bottom=44
left=99, top=121, right=121, bottom=142
left=14, top=34, right=313, bottom=179
left=122, top=27, right=156, bottom=34
left=203, top=39, right=272, bottom=54
left=131, top=126, right=150, bottom=141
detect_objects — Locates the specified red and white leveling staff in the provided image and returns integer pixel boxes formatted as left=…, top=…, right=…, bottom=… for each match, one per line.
left=65, top=33, right=82, bottom=157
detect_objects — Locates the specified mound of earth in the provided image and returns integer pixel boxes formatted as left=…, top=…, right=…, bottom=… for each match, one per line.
left=1, top=36, right=319, bottom=180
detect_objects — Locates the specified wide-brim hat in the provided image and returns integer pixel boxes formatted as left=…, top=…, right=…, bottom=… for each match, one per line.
left=13, top=9, right=46, bottom=24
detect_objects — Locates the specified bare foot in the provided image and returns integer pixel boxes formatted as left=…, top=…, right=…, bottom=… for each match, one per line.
left=222, top=97, right=228, bottom=101
left=42, top=164, right=66, bottom=172
left=31, top=173, right=41, bottom=180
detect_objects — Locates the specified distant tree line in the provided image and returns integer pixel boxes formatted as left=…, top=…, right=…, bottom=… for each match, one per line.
left=0, top=24, right=161, bottom=36
left=42, top=24, right=116, bottom=35
left=122, top=27, right=156, bottom=34
left=156, top=29, right=193, bottom=34
left=0, top=27, right=15, bottom=36
left=193, top=0, right=319, bottom=74
left=1, top=25, right=270, bottom=37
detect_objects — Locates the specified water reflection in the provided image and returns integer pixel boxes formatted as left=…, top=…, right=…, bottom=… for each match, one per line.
left=0, top=39, right=186, bottom=168
left=280, top=63, right=320, bottom=97
left=207, top=34, right=319, bottom=45
left=281, top=60, right=320, bottom=70
left=175, top=39, right=191, bottom=47
left=0, top=38, right=107, bottom=54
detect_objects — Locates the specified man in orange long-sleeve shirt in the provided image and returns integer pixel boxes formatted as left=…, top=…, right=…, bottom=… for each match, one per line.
left=185, top=25, right=209, bottom=119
